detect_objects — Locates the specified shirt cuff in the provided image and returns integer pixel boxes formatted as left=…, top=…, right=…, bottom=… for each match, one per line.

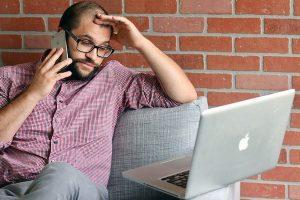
left=0, top=139, right=12, bottom=150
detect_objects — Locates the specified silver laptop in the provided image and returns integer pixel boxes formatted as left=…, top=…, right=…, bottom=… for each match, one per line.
left=122, top=89, right=295, bottom=199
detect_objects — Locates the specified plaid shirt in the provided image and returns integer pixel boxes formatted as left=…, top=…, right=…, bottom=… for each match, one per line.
left=0, top=59, right=182, bottom=187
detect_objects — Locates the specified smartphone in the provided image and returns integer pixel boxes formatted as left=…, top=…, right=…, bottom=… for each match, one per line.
left=51, top=30, right=69, bottom=72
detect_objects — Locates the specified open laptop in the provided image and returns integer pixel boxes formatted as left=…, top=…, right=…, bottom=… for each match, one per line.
left=122, top=89, right=295, bottom=199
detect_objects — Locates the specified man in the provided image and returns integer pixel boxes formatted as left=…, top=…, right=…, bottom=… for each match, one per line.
left=0, top=1, right=197, bottom=199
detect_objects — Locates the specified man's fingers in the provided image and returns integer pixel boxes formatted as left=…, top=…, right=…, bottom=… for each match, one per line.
left=42, top=48, right=64, bottom=71
left=95, top=13, right=126, bottom=24
left=55, top=71, right=72, bottom=81
left=97, top=21, right=116, bottom=29
left=50, top=58, right=73, bottom=73
left=93, top=18, right=120, bottom=28
left=39, top=48, right=57, bottom=68
left=95, top=20, right=116, bottom=26
left=94, top=21, right=118, bottom=33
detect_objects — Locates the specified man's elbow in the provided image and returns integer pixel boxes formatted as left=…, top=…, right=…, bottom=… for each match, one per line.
left=177, top=92, right=198, bottom=104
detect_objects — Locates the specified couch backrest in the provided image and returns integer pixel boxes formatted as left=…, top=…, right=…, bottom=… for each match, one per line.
left=108, top=97, right=208, bottom=200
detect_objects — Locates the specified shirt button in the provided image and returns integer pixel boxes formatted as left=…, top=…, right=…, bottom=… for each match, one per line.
left=59, top=100, right=63, bottom=103
left=53, top=140, right=58, bottom=144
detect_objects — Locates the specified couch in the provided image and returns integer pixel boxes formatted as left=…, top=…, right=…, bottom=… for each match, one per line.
left=108, top=96, right=240, bottom=200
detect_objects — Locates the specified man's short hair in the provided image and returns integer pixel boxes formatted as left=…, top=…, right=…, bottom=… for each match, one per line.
left=59, top=1, right=109, bottom=31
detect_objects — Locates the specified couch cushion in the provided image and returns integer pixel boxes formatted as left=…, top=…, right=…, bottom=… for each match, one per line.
left=108, top=97, right=207, bottom=199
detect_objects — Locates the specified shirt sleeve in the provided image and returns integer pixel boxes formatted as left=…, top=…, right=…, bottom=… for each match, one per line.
left=0, top=140, right=12, bottom=150
left=0, top=73, right=13, bottom=150
left=122, top=70, right=183, bottom=109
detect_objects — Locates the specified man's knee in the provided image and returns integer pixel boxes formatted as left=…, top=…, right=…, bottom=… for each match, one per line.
left=44, top=162, right=79, bottom=176
left=40, top=162, right=85, bottom=185
left=27, top=162, right=107, bottom=200
left=41, top=162, right=107, bottom=199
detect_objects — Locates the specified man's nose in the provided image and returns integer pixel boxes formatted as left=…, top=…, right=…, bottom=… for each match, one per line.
left=85, top=48, right=97, bottom=59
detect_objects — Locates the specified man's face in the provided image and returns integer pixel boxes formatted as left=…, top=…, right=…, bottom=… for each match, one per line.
left=65, top=14, right=111, bottom=81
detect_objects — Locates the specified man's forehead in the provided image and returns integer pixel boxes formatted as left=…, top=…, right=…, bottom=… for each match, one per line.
left=73, top=19, right=111, bottom=44
left=78, top=33, right=110, bottom=44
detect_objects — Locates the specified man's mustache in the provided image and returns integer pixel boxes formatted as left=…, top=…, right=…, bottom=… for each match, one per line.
left=72, top=59, right=99, bottom=68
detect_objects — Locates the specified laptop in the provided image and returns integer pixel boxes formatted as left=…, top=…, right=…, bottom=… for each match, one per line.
left=122, top=89, right=295, bottom=199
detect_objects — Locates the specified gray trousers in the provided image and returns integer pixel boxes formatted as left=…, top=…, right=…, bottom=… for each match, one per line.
left=0, top=162, right=108, bottom=200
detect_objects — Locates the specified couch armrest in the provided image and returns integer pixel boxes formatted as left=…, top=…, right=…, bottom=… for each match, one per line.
left=108, top=97, right=240, bottom=200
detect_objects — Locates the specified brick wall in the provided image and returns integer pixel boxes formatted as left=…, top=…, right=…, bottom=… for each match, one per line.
left=0, top=0, right=300, bottom=199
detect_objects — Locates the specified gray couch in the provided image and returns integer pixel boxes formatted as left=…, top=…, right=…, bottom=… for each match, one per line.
left=108, top=97, right=240, bottom=200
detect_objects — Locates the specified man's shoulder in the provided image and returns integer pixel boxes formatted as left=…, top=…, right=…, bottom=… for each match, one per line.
left=105, top=60, right=134, bottom=73
left=103, top=60, right=137, bottom=80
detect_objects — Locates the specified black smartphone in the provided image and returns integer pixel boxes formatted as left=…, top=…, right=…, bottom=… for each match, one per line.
left=51, top=30, right=69, bottom=72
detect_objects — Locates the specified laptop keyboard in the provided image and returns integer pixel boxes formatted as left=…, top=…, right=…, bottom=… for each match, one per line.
left=161, top=170, right=189, bottom=188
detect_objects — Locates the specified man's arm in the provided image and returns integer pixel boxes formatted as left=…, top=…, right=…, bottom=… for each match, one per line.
left=93, top=14, right=198, bottom=104
left=0, top=90, right=41, bottom=142
left=0, top=48, right=72, bottom=143
left=135, top=39, right=197, bottom=104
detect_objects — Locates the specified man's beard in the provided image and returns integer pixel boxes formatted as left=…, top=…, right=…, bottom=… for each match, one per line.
left=62, top=59, right=101, bottom=81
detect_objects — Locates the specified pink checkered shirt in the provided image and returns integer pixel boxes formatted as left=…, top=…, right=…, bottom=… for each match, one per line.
left=0, top=58, right=182, bottom=187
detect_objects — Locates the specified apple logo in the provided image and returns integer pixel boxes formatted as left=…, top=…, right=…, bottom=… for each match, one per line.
left=239, top=133, right=250, bottom=151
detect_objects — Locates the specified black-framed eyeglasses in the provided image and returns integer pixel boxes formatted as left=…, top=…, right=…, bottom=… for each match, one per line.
left=64, top=29, right=114, bottom=58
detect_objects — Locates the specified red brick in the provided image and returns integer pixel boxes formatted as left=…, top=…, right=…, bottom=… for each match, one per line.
left=127, top=17, right=149, bottom=32
left=197, top=91, right=205, bottom=97
left=292, top=76, right=300, bottom=90
left=0, top=35, right=22, bottom=49
left=265, top=19, right=300, bottom=34
left=262, top=166, right=300, bottom=182
left=48, top=18, right=60, bottom=32
left=247, top=175, right=259, bottom=180
left=290, top=149, right=300, bottom=164
left=235, top=38, right=288, bottom=53
left=236, top=74, right=288, bottom=90
left=207, top=92, right=259, bottom=106
left=295, top=0, right=300, bottom=16
left=180, top=0, right=232, bottom=14
left=0, top=18, right=45, bottom=32
left=108, top=53, right=148, bottom=68
left=153, top=17, right=204, bottom=33
left=180, top=36, right=232, bottom=52
left=125, top=0, right=176, bottom=14
left=24, top=35, right=51, bottom=49
left=24, top=0, right=69, bottom=14
left=110, top=39, right=123, bottom=51
left=236, top=0, right=289, bottom=15
left=74, top=0, right=122, bottom=14
left=283, top=131, right=300, bottom=146
left=167, top=54, right=203, bottom=69
left=207, top=55, right=259, bottom=71
left=264, top=57, right=300, bottom=73
left=289, top=185, right=300, bottom=199
left=187, top=73, right=232, bottom=89
left=2, top=52, right=42, bottom=66
left=291, top=113, right=300, bottom=128
left=278, top=149, right=287, bottom=164
left=292, top=39, right=300, bottom=54
left=241, top=182, right=285, bottom=199
left=294, top=95, right=300, bottom=109
left=208, top=18, right=260, bottom=34
left=145, top=36, right=176, bottom=51
left=0, top=0, right=19, bottom=14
